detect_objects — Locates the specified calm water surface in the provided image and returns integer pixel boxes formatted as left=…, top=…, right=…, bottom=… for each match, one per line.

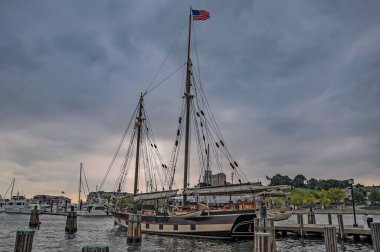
left=0, top=213, right=376, bottom=251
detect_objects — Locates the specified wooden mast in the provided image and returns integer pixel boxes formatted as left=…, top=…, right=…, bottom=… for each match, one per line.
left=79, top=163, right=82, bottom=208
left=134, top=94, right=144, bottom=195
left=183, top=7, right=193, bottom=204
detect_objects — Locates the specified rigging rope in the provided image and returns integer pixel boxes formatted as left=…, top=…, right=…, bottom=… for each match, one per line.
left=144, top=63, right=187, bottom=95
left=101, top=17, right=252, bottom=194
left=113, top=128, right=136, bottom=192
left=190, top=48, right=250, bottom=183
left=144, top=17, right=188, bottom=93
left=99, top=101, right=139, bottom=191
left=2, top=179, right=14, bottom=199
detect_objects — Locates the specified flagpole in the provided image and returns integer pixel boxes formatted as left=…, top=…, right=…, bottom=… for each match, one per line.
left=183, top=6, right=192, bottom=205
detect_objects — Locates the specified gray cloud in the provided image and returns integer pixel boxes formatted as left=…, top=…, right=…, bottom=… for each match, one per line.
left=1, top=0, right=379, bottom=199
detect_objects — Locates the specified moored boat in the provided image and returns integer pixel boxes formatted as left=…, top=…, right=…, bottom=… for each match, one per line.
left=254, top=190, right=293, bottom=221
left=4, top=196, right=41, bottom=214
left=74, top=163, right=111, bottom=217
left=112, top=210, right=254, bottom=239
left=77, top=203, right=110, bottom=217
left=267, top=208, right=293, bottom=221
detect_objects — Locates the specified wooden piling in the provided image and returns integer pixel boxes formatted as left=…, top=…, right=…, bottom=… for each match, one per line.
left=371, top=222, right=380, bottom=252
left=254, top=232, right=271, bottom=252
left=29, top=206, right=40, bottom=229
left=307, top=207, right=316, bottom=224
left=127, top=214, right=141, bottom=243
left=254, top=218, right=276, bottom=251
left=328, top=213, right=332, bottom=225
left=297, top=213, right=304, bottom=238
left=337, top=214, right=345, bottom=241
left=65, top=206, right=77, bottom=234
left=14, top=230, right=35, bottom=252
left=82, top=244, right=110, bottom=252
left=324, top=225, right=338, bottom=252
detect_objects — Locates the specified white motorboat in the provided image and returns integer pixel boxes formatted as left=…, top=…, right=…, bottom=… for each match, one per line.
left=4, top=196, right=41, bottom=214
left=77, top=203, right=110, bottom=217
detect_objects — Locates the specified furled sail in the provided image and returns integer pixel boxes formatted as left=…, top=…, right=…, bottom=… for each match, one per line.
left=183, top=183, right=291, bottom=196
left=133, top=189, right=179, bottom=201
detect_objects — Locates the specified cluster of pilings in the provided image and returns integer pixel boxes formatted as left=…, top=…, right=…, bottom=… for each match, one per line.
left=14, top=206, right=40, bottom=252
left=254, top=206, right=277, bottom=252
left=14, top=207, right=143, bottom=251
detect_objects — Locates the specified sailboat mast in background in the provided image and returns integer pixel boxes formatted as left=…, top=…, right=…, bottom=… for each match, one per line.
left=79, top=162, right=82, bottom=209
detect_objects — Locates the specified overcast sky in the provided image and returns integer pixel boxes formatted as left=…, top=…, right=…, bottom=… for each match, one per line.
left=1, top=1, right=379, bottom=201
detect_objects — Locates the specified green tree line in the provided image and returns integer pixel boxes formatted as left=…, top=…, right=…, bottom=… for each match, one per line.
left=269, top=173, right=352, bottom=190
left=289, top=188, right=346, bottom=208
left=269, top=173, right=378, bottom=207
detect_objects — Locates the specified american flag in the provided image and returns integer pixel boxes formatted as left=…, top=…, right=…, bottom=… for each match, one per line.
left=192, top=10, right=210, bottom=21
left=266, top=175, right=272, bottom=181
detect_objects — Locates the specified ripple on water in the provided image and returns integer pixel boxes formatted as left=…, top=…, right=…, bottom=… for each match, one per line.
left=0, top=213, right=375, bottom=251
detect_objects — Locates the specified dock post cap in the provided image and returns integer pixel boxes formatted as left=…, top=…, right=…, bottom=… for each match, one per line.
left=16, top=229, right=35, bottom=233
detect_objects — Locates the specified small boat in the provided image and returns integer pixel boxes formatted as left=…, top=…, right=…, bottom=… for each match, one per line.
left=267, top=208, right=293, bottom=221
left=168, top=205, right=204, bottom=217
left=77, top=203, right=110, bottom=217
left=254, top=191, right=293, bottom=221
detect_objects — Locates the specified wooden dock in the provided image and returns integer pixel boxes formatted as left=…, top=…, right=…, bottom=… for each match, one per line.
left=272, top=212, right=376, bottom=243
left=257, top=212, right=380, bottom=252
left=274, top=223, right=372, bottom=238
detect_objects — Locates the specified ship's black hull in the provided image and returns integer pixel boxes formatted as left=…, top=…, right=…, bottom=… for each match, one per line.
left=112, top=210, right=255, bottom=239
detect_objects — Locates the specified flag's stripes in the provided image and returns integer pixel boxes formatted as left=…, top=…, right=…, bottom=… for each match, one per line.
left=192, top=10, right=210, bottom=21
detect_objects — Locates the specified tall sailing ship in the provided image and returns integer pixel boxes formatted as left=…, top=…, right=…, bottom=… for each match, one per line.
left=105, top=8, right=287, bottom=239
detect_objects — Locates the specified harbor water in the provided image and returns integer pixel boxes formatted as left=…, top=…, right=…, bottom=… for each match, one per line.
left=0, top=212, right=377, bottom=251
